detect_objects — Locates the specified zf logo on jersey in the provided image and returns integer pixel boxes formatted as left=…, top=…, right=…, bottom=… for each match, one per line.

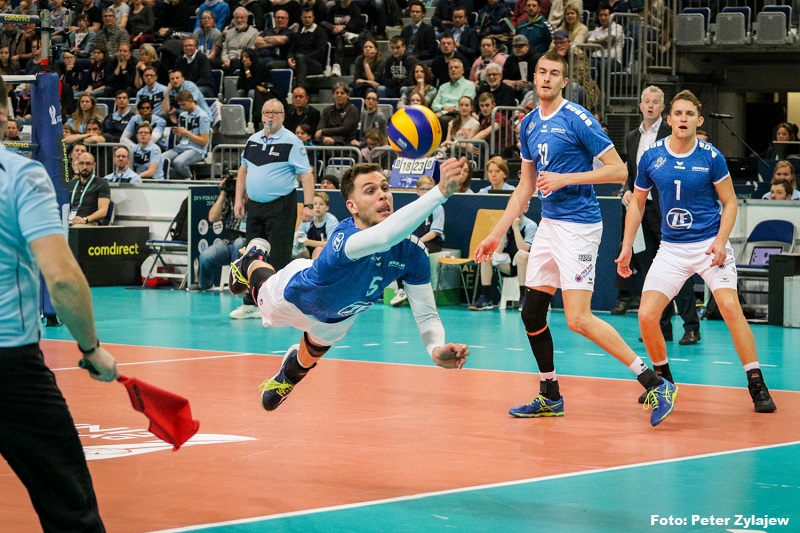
left=575, top=264, right=594, bottom=283
left=331, top=232, right=345, bottom=252
left=666, top=208, right=693, bottom=230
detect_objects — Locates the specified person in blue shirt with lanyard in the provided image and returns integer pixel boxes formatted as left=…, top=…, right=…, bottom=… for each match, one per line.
left=231, top=98, right=315, bottom=319
left=104, top=145, right=142, bottom=183
left=0, top=76, right=118, bottom=532
left=474, top=50, right=677, bottom=427
left=227, top=158, right=471, bottom=411
left=616, top=90, right=777, bottom=414
left=162, top=89, right=211, bottom=179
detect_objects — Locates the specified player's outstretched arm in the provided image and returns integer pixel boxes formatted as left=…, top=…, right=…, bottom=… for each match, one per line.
left=31, top=235, right=119, bottom=382
left=432, top=344, right=470, bottom=369
left=438, top=156, right=468, bottom=198
left=615, top=187, right=648, bottom=278
left=404, top=282, right=468, bottom=368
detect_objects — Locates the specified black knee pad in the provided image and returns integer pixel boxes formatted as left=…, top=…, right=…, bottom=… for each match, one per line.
left=248, top=266, right=275, bottom=300
left=521, top=289, right=552, bottom=333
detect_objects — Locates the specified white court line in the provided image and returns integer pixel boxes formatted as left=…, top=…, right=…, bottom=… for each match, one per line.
left=506, top=348, right=525, bottom=351
left=671, top=358, right=691, bottom=362
left=585, top=352, right=605, bottom=356
left=393, top=341, right=410, bottom=344
left=762, top=364, right=778, bottom=368
left=150, top=440, right=800, bottom=532
left=363, top=343, right=381, bottom=347
left=51, top=352, right=259, bottom=372
left=713, top=361, right=734, bottom=365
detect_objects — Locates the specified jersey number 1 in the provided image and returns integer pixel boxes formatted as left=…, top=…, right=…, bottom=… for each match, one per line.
left=674, top=180, right=681, bottom=201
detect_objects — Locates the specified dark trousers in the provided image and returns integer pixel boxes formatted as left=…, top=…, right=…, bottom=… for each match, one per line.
left=0, top=344, right=105, bottom=533
left=293, top=53, right=324, bottom=88
left=246, top=191, right=297, bottom=271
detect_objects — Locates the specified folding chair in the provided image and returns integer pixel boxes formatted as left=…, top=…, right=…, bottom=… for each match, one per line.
left=436, top=209, right=505, bottom=304
left=735, top=219, right=796, bottom=315
left=142, top=209, right=189, bottom=288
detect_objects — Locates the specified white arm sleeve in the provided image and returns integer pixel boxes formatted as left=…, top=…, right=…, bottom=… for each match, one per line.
left=343, top=187, right=446, bottom=260
left=404, top=282, right=446, bottom=358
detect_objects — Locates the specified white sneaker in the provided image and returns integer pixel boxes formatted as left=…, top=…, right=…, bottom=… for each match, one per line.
left=323, top=65, right=332, bottom=76
left=390, top=288, right=407, bottom=307
left=331, top=63, right=342, bottom=76
left=344, top=32, right=359, bottom=45
left=229, top=304, right=261, bottom=319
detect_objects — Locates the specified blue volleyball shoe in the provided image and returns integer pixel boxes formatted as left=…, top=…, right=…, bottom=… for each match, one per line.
left=509, top=395, right=565, bottom=418
left=643, top=379, right=678, bottom=427
left=259, top=344, right=300, bottom=411
left=229, top=238, right=271, bottom=295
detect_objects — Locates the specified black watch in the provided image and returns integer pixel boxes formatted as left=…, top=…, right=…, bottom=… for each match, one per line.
left=304, top=203, right=313, bottom=209
left=78, top=340, right=100, bottom=355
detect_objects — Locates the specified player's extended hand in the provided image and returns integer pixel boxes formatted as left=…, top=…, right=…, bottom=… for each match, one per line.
left=621, top=189, right=633, bottom=207
left=536, top=171, right=569, bottom=195
left=79, top=347, right=119, bottom=382
left=432, top=343, right=470, bottom=369
left=437, top=156, right=467, bottom=198
left=705, top=240, right=728, bottom=268
left=615, top=245, right=633, bottom=278
left=301, top=205, right=313, bottom=222
left=473, top=234, right=501, bottom=263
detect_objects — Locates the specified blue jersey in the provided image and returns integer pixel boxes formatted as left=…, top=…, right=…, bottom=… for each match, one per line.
left=284, top=218, right=431, bottom=323
left=520, top=100, right=613, bottom=224
left=0, top=144, right=64, bottom=347
left=636, top=138, right=730, bottom=244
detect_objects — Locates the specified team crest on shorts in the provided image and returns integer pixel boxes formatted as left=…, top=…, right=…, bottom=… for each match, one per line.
left=575, top=264, right=594, bottom=283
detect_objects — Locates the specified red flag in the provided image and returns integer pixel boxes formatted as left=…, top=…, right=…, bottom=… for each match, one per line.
left=117, top=375, right=200, bottom=450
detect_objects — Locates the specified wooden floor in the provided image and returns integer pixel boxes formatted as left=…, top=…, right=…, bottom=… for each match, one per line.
left=2, top=287, right=799, bottom=532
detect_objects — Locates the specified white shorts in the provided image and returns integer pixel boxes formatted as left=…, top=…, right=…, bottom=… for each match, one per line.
left=643, top=237, right=738, bottom=300
left=524, top=218, right=603, bottom=292
left=256, top=258, right=357, bottom=346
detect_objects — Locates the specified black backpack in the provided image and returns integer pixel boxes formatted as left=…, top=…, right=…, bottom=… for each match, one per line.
left=170, top=198, right=189, bottom=242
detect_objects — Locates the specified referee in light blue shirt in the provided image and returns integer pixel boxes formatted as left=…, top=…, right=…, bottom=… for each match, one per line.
left=0, top=77, right=119, bottom=531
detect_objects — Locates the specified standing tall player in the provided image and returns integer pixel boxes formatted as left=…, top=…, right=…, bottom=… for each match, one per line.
left=616, top=90, right=776, bottom=413
left=228, top=159, right=470, bottom=411
left=474, top=50, right=677, bottom=427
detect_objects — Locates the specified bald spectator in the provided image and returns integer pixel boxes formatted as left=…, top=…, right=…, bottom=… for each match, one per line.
left=432, top=58, right=476, bottom=130
left=68, top=152, right=111, bottom=226
left=221, top=7, right=258, bottom=74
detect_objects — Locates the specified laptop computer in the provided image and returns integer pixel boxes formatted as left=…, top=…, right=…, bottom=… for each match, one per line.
left=749, top=246, right=784, bottom=267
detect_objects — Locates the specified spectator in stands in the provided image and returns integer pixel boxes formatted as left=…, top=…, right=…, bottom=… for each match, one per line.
left=441, top=95, right=479, bottom=151
left=352, top=89, right=387, bottom=147
left=193, top=11, right=224, bottom=68
left=470, top=201, right=537, bottom=311
left=104, top=146, right=142, bottom=183
left=477, top=0, right=513, bottom=39
left=175, top=37, right=216, bottom=97
left=695, top=129, right=709, bottom=142
left=110, top=0, right=130, bottom=29
left=162, top=69, right=213, bottom=125
left=408, top=92, right=425, bottom=106
left=352, top=0, right=386, bottom=40
left=547, top=0, right=575, bottom=27
left=401, top=1, right=438, bottom=61
left=315, top=82, right=359, bottom=146
left=761, top=160, right=800, bottom=200
left=450, top=8, right=480, bottom=65
left=13, top=23, right=38, bottom=70
left=295, top=191, right=340, bottom=259
left=378, top=36, right=417, bottom=99
left=477, top=61, right=517, bottom=107
left=50, top=0, right=70, bottom=45
left=236, top=47, right=269, bottom=100
left=68, top=92, right=103, bottom=134
left=82, top=45, right=110, bottom=96
left=132, top=122, right=165, bottom=180
left=764, top=122, right=798, bottom=160
left=271, top=0, right=302, bottom=28
left=68, top=16, right=96, bottom=70
left=503, top=35, right=539, bottom=99
left=587, top=4, right=624, bottom=75
left=432, top=58, right=476, bottom=131
left=64, top=118, right=110, bottom=145
left=122, top=97, right=168, bottom=148
left=68, top=152, right=111, bottom=226
left=95, top=9, right=131, bottom=59
left=430, top=34, right=469, bottom=87
left=254, top=8, right=293, bottom=70
left=162, top=89, right=211, bottom=179
left=457, top=160, right=475, bottom=193
left=321, top=0, right=365, bottom=77
left=127, top=0, right=156, bottom=48
left=320, top=175, right=340, bottom=189
left=135, top=45, right=168, bottom=90
left=3, top=118, right=19, bottom=141
left=240, top=0, right=267, bottom=32
left=136, top=65, right=168, bottom=116
left=67, top=143, right=88, bottom=179
left=196, top=0, right=231, bottom=31
left=607, top=0, right=631, bottom=15
left=351, top=38, right=384, bottom=98
left=15, top=83, right=32, bottom=122
left=284, top=86, right=321, bottom=138
left=473, top=92, right=513, bottom=153
left=558, top=2, right=589, bottom=45
left=106, top=41, right=137, bottom=97
left=70, top=0, right=102, bottom=33
left=295, top=124, right=315, bottom=146
left=103, top=90, right=136, bottom=142
left=59, top=51, right=81, bottom=91
left=478, top=155, right=515, bottom=193
left=288, top=7, right=328, bottom=88
left=432, top=0, right=474, bottom=38
left=769, top=179, right=794, bottom=200
left=301, top=0, right=329, bottom=29
left=188, top=177, right=247, bottom=291
left=20, top=39, right=44, bottom=76
left=399, top=63, right=437, bottom=109
left=221, top=7, right=258, bottom=75
left=516, top=0, right=555, bottom=54
left=0, top=45, right=20, bottom=75
left=550, top=29, right=598, bottom=109
left=360, top=128, right=389, bottom=160
left=390, top=175, right=445, bottom=306
left=155, top=0, right=200, bottom=44
left=469, top=36, right=506, bottom=83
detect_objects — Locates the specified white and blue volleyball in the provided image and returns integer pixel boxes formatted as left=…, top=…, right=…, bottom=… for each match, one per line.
left=387, top=105, right=442, bottom=159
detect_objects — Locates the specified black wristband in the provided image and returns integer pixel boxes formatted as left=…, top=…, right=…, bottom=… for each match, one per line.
left=78, top=340, right=100, bottom=355
left=304, top=203, right=313, bottom=209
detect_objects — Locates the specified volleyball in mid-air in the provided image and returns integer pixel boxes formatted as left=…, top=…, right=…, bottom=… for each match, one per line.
left=387, top=105, right=442, bottom=159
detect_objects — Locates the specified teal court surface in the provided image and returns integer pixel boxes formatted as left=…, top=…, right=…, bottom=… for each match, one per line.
left=2, top=286, right=798, bottom=533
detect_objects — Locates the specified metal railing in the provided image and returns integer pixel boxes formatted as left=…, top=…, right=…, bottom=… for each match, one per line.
left=449, top=139, right=490, bottom=170
left=570, top=43, right=605, bottom=117
left=85, top=143, right=131, bottom=177
left=367, top=146, right=398, bottom=172
left=307, top=145, right=363, bottom=178
left=209, top=144, right=246, bottom=180
left=490, top=106, right=525, bottom=157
